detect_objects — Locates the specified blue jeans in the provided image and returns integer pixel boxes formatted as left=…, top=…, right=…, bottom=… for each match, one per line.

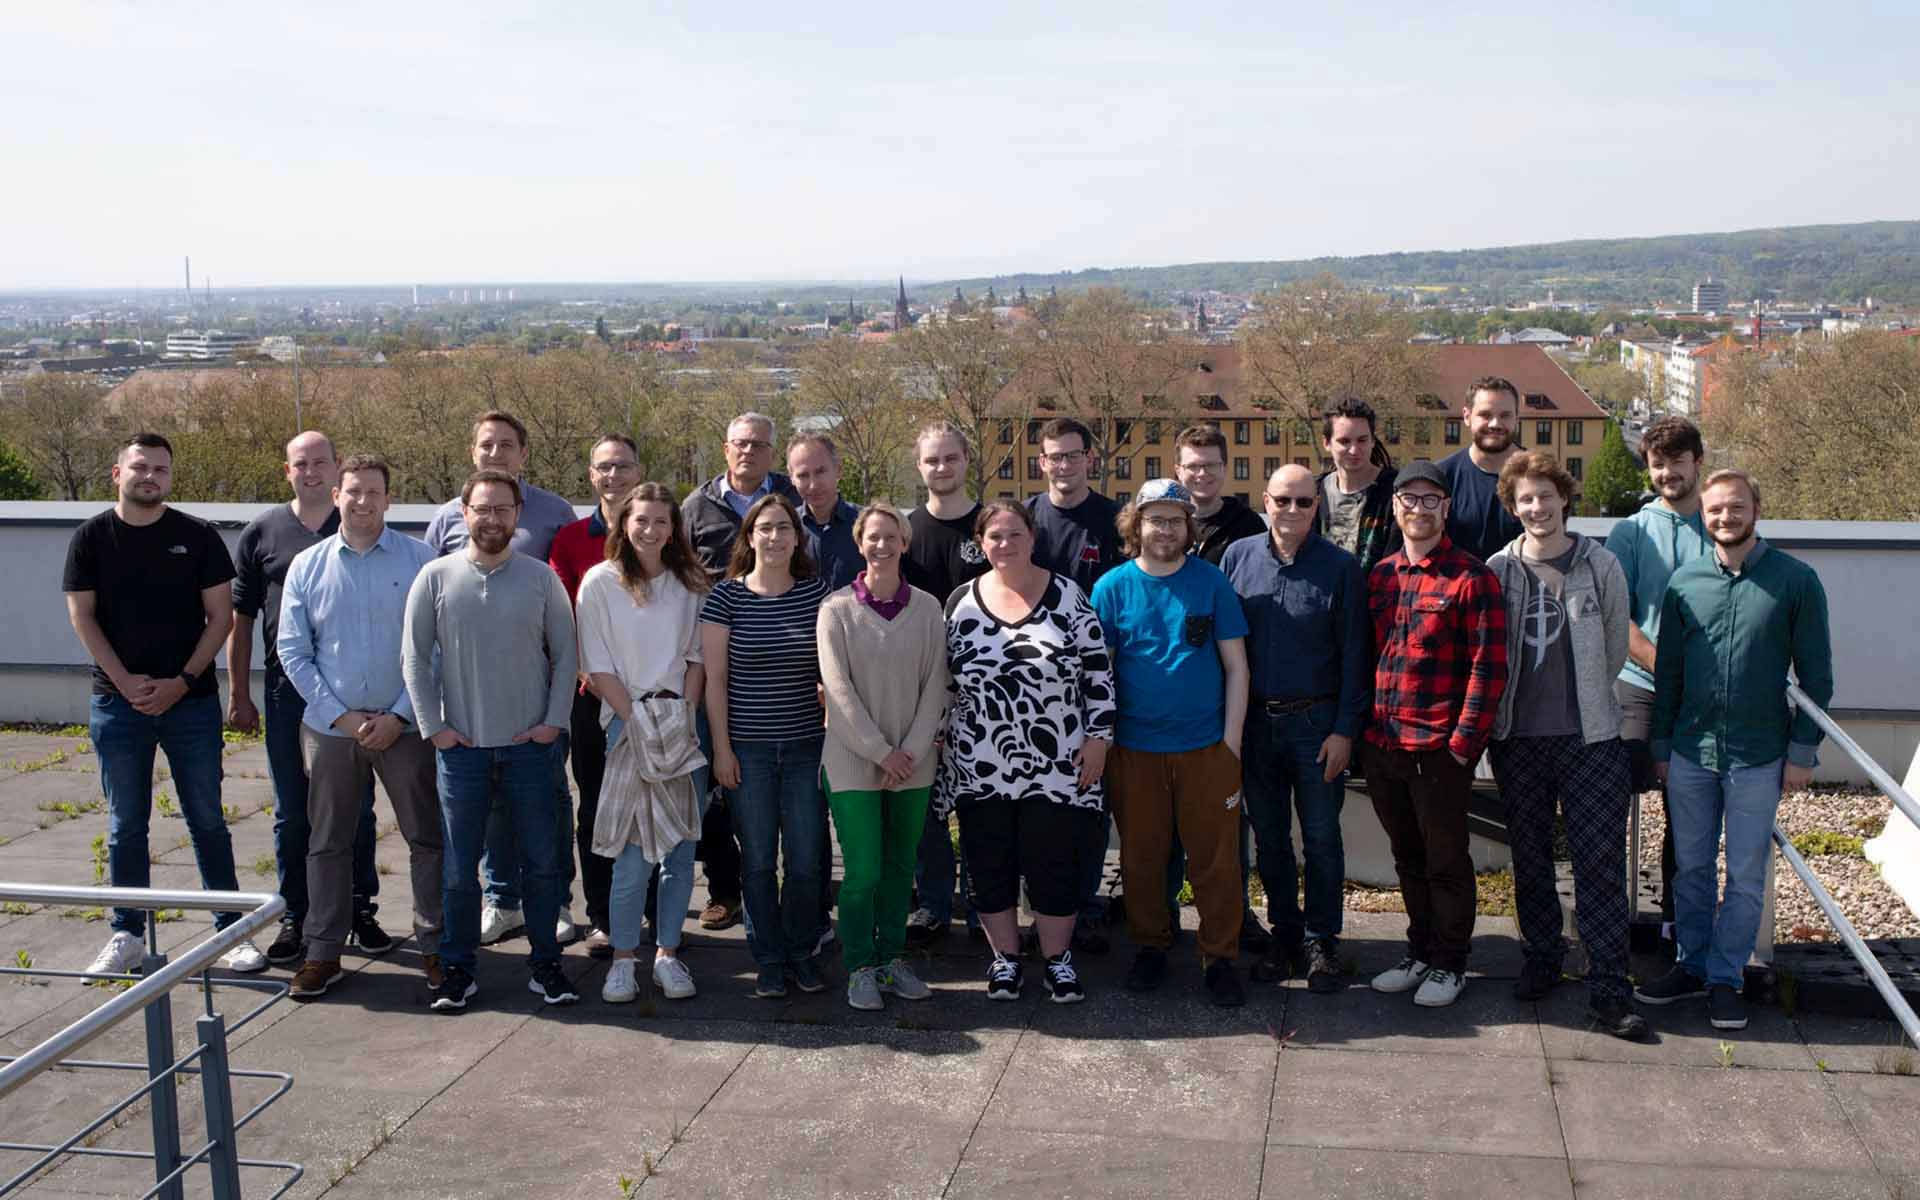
left=604, top=715, right=708, bottom=953
left=89, top=692, right=239, bottom=935
left=1241, top=702, right=1348, bottom=945
left=728, top=736, right=827, bottom=968
left=1667, top=754, right=1782, bottom=988
left=1077, top=810, right=1112, bottom=924
left=437, top=741, right=566, bottom=973
left=262, top=669, right=378, bottom=924
left=913, top=810, right=978, bottom=927
left=479, top=731, right=576, bottom=914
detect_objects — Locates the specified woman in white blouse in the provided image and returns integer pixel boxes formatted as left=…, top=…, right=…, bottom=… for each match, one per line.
left=576, top=482, right=709, bottom=1003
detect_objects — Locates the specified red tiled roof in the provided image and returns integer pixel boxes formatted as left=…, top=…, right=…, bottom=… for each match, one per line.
left=1427, top=345, right=1606, bottom=419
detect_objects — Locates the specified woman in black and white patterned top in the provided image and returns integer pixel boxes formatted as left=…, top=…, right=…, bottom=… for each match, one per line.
left=941, top=501, right=1114, bottom=1004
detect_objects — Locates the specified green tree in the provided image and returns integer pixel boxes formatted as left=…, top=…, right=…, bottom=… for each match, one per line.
left=1583, top=421, right=1646, bottom=516
left=0, top=438, right=43, bottom=499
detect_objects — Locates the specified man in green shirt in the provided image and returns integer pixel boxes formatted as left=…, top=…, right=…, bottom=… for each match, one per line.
left=1634, top=469, right=1833, bottom=1033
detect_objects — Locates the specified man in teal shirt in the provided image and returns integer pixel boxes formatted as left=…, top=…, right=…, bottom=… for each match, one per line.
left=1604, top=416, right=1710, bottom=930
left=1634, top=469, right=1833, bottom=1033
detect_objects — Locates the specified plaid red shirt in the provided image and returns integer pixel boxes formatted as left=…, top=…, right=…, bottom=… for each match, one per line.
left=1365, top=536, right=1508, bottom=760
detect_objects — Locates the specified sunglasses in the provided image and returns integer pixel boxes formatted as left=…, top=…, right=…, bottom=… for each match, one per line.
left=1265, top=495, right=1316, bottom=510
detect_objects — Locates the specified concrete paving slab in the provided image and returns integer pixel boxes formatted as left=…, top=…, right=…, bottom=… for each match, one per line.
left=1536, top=986, right=1816, bottom=1071
left=1568, top=1160, right=1894, bottom=1199
left=1281, top=978, right=1544, bottom=1058
left=1269, top=1048, right=1563, bottom=1160
left=1258, top=1145, right=1575, bottom=1199
left=703, top=1023, right=1014, bottom=1125
left=631, top=1112, right=970, bottom=1200
left=1793, top=1011, right=1918, bottom=1074
left=1550, top=1059, right=1874, bottom=1172
left=1825, top=1072, right=1920, bottom=1182
left=952, top=1128, right=1263, bottom=1199
left=978, top=1029, right=1276, bottom=1144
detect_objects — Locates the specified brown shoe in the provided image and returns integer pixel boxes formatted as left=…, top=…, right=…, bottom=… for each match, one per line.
left=289, top=959, right=343, bottom=999
left=423, top=953, right=447, bottom=991
left=699, top=899, right=742, bottom=930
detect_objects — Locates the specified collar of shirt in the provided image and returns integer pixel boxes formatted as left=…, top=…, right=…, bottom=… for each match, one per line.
left=1267, top=528, right=1318, bottom=568
left=335, top=525, right=400, bottom=559
left=1716, top=535, right=1769, bottom=576
left=803, top=498, right=858, bottom=533
left=1398, top=535, right=1454, bottom=571
left=852, top=570, right=910, bottom=609
left=588, top=507, right=608, bottom=539
left=723, top=475, right=774, bottom=514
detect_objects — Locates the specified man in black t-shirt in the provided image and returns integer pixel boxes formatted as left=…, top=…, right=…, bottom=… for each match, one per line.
left=1435, top=375, right=1524, bottom=561
left=64, top=433, right=266, bottom=978
left=227, top=430, right=386, bottom=966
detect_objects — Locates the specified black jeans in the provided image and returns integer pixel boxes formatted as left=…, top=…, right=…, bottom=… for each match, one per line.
left=1362, top=742, right=1477, bottom=973
left=1615, top=680, right=1677, bottom=922
left=569, top=688, right=614, bottom=932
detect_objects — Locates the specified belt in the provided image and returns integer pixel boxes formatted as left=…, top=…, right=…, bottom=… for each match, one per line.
left=1254, top=694, right=1335, bottom=716
left=636, top=690, right=682, bottom=701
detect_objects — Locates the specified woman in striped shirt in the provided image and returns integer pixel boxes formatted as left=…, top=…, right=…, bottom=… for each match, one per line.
left=700, top=493, right=834, bottom=998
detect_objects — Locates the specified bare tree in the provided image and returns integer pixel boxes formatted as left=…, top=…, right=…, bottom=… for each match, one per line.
left=3, top=373, right=120, bottom=499
left=896, top=315, right=1026, bottom=500
left=794, top=335, right=920, bottom=503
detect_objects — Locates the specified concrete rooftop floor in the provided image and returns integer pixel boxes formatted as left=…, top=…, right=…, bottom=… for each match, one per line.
left=2, top=730, right=1918, bottom=1199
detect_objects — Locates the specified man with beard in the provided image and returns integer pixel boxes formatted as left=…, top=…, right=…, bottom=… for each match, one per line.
left=1174, top=425, right=1267, bottom=565
left=1636, top=470, right=1832, bottom=1033
left=901, top=422, right=989, bottom=949
left=1604, top=416, right=1710, bottom=937
left=425, top=411, right=583, bottom=949
left=1435, top=376, right=1524, bottom=562
left=1091, top=480, right=1251, bottom=1007
left=69, top=433, right=265, bottom=977
left=1317, top=397, right=1401, bottom=573
left=404, top=471, right=580, bottom=1012
left=228, top=430, right=387, bottom=967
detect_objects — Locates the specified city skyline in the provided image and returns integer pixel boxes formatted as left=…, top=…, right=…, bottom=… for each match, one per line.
left=3, top=1, right=1916, bottom=290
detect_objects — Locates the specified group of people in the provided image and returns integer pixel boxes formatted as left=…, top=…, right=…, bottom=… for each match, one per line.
left=64, top=375, right=1832, bottom=1036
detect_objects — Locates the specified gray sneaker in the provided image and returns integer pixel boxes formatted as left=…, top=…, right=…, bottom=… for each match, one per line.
left=847, top=966, right=884, bottom=1011
left=877, top=958, right=932, bottom=1001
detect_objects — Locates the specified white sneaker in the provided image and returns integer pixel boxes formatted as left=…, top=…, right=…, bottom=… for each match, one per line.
left=1414, top=968, right=1466, bottom=1008
left=220, top=938, right=269, bottom=974
left=556, top=913, right=579, bottom=945
left=478, top=903, right=524, bottom=945
left=602, top=958, right=639, bottom=1003
left=652, top=954, right=696, bottom=1000
left=86, top=931, right=144, bottom=978
left=1370, top=956, right=1431, bottom=994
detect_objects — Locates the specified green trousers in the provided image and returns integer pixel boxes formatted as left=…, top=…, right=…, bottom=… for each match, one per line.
left=824, top=781, right=931, bottom=971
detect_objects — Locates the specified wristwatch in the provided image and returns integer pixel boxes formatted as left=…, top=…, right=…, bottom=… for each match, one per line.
left=178, top=668, right=201, bottom=690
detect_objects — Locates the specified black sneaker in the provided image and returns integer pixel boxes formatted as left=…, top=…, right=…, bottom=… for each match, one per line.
left=1514, top=959, right=1563, bottom=1002
left=527, top=962, right=580, bottom=1006
left=349, top=911, right=395, bottom=955
left=1708, top=984, right=1748, bottom=1031
left=1590, top=998, right=1652, bottom=1042
left=1250, top=941, right=1306, bottom=984
left=1044, top=952, right=1085, bottom=1004
left=1205, top=959, right=1247, bottom=1008
left=265, top=917, right=304, bottom=966
left=430, top=966, right=477, bottom=1012
left=986, top=955, right=1024, bottom=1001
left=1071, top=912, right=1111, bottom=955
left=1238, top=910, right=1272, bottom=953
left=1632, top=966, right=1707, bottom=1006
left=1124, top=947, right=1169, bottom=992
left=1305, top=939, right=1343, bottom=995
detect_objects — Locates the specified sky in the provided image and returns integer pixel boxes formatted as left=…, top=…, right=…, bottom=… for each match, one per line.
left=3, top=1, right=1916, bottom=289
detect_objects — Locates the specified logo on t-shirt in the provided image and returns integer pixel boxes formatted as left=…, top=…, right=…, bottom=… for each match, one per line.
left=959, top=540, right=986, bottom=565
left=1522, top=588, right=1566, bottom=668
left=168, top=545, right=189, bottom=555
left=1079, top=545, right=1100, bottom=564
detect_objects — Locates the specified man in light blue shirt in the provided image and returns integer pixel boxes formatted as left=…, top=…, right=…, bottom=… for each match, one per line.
left=278, top=454, right=444, bottom=1000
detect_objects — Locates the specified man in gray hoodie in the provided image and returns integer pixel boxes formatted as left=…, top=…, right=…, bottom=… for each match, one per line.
left=1485, top=452, right=1646, bottom=1042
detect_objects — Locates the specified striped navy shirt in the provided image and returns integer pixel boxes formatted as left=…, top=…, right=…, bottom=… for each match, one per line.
left=699, top=576, right=831, bottom=741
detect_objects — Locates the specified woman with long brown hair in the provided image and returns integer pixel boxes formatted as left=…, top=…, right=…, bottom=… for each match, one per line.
left=576, top=482, right=710, bottom=1003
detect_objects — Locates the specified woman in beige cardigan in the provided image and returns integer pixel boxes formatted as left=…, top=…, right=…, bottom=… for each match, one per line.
left=816, top=502, right=950, bottom=1011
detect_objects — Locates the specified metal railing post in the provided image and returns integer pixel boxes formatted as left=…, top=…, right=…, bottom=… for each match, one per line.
left=194, top=1013, right=242, bottom=1200
left=139, top=947, right=185, bottom=1200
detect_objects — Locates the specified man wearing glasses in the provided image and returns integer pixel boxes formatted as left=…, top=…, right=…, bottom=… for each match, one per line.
left=681, top=412, right=803, bottom=930
left=1361, top=461, right=1507, bottom=1009
left=548, top=434, right=644, bottom=956
left=1221, top=465, right=1370, bottom=992
left=404, top=471, right=580, bottom=1012
left=1173, top=425, right=1267, bottom=566
left=1025, top=417, right=1125, bottom=952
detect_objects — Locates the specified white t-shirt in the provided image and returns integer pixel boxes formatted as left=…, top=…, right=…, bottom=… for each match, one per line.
left=575, top=561, right=705, bottom=728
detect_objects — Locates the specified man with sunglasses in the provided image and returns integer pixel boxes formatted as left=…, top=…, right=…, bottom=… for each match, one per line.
left=1221, top=465, right=1369, bottom=992
left=1361, top=461, right=1507, bottom=1009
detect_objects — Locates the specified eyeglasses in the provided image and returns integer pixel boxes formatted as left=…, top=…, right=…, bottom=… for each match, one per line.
left=728, top=438, right=772, bottom=452
left=1140, top=515, right=1186, bottom=530
left=1266, top=494, right=1316, bottom=510
left=1042, top=451, right=1088, bottom=466
left=465, top=504, right=520, bottom=519
left=1178, top=460, right=1223, bottom=476
left=1394, top=493, right=1446, bottom=511
left=590, top=461, right=639, bottom=475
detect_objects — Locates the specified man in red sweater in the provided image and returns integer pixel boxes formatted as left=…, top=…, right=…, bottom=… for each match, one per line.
left=1361, top=460, right=1507, bottom=1009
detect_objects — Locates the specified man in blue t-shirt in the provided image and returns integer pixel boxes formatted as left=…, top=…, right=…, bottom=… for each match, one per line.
left=1435, top=375, right=1524, bottom=562
left=1091, top=479, right=1251, bottom=1008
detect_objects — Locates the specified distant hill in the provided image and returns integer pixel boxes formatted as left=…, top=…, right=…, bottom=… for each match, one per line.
left=924, top=220, right=1920, bottom=307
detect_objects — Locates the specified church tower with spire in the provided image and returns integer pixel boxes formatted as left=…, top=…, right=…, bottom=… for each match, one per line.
left=895, top=276, right=910, bottom=331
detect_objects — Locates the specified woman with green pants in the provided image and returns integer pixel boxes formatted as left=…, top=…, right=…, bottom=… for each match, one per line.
left=816, top=502, right=951, bottom=1010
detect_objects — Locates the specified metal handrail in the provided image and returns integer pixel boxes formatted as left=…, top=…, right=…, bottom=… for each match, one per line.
left=1780, top=687, right=1920, bottom=1045
left=0, top=884, right=282, bottom=1097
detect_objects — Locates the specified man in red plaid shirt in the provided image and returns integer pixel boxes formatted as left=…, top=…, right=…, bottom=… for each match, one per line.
left=1361, top=460, right=1508, bottom=1008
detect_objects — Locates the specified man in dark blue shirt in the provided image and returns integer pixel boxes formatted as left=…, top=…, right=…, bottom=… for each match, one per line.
left=787, top=433, right=862, bottom=593
left=1435, top=375, right=1523, bottom=562
left=1220, top=464, right=1369, bottom=991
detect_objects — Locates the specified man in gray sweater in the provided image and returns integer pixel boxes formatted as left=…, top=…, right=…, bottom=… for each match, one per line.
left=404, top=470, right=580, bottom=1012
